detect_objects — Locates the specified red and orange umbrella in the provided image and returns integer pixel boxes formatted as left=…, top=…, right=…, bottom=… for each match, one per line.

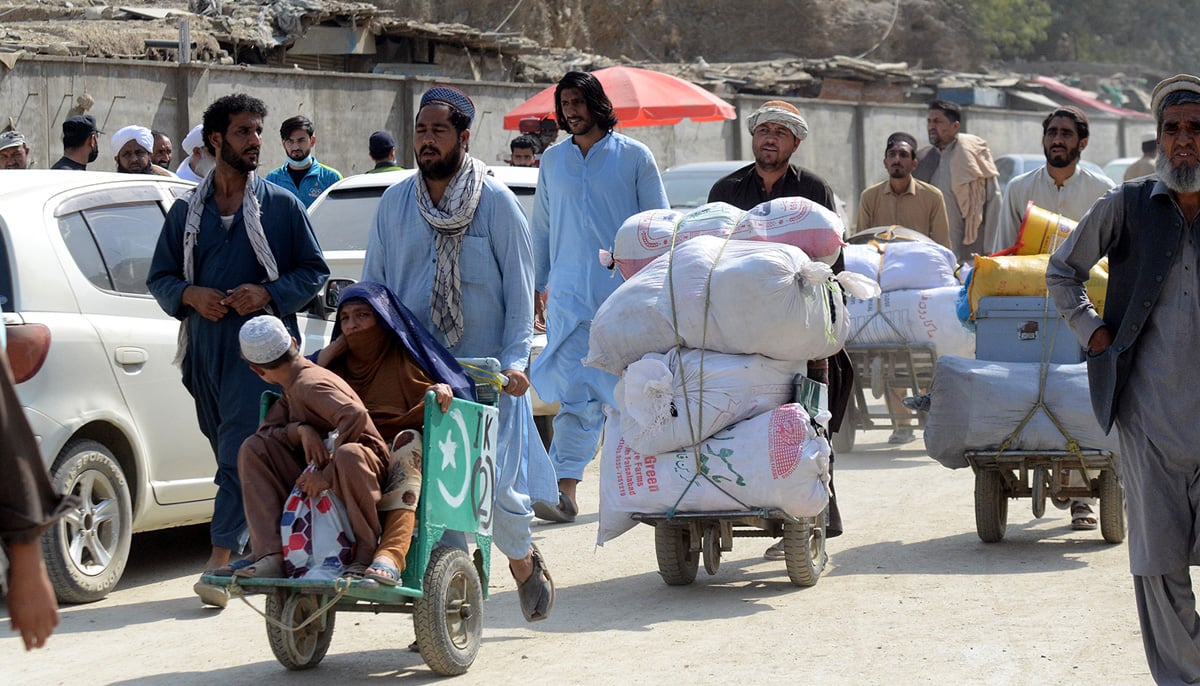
left=503, top=65, right=736, bottom=130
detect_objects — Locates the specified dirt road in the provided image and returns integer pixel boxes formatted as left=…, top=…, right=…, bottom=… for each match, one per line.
left=1, top=423, right=1151, bottom=685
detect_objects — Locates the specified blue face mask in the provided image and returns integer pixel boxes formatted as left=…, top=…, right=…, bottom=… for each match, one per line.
left=287, top=154, right=314, bottom=170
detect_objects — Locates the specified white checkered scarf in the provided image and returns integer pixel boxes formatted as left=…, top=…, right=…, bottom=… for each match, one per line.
left=415, top=154, right=486, bottom=348
left=173, top=170, right=279, bottom=366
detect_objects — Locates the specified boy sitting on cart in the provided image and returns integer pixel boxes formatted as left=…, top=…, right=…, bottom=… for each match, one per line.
left=217, top=315, right=452, bottom=580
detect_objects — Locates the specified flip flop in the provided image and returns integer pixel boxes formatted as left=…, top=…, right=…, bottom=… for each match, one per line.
left=1071, top=502, right=1098, bottom=530
left=514, top=543, right=555, bottom=622
left=193, top=581, right=229, bottom=609
left=207, top=558, right=254, bottom=578
left=532, top=492, right=577, bottom=524
left=234, top=553, right=284, bottom=579
left=340, top=562, right=369, bottom=580
left=364, top=559, right=401, bottom=586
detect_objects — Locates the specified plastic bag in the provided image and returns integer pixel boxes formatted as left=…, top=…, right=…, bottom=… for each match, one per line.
left=281, top=466, right=356, bottom=579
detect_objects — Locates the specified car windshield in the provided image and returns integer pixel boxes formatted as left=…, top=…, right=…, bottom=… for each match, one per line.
left=310, top=182, right=536, bottom=252
left=662, top=172, right=717, bottom=209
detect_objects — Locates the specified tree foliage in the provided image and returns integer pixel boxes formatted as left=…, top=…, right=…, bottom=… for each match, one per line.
left=965, top=0, right=1054, bottom=60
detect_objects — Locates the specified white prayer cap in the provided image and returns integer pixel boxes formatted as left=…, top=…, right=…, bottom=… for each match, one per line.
left=182, top=124, right=205, bottom=153
left=110, top=125, right=154, bottom=156
left=239, top=316, right=293, bottom=365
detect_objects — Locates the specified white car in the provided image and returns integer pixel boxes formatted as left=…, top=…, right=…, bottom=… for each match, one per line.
left=306, top=166, right=557, bottom=442
left=1, top=171, right=328, bottom=603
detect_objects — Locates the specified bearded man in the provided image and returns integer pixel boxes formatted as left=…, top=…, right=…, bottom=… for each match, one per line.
left=362, top=86, right=557, bottom=623
left=1048, top=74, right=1200, bottom=684
left=147, top=93, right=329, bottom=608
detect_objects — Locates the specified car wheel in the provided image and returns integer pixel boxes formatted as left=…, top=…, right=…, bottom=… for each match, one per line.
left=42, top=439, right=133, bottom=603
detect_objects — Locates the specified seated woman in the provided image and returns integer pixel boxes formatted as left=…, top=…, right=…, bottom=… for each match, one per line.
left=317, top=281, right=475, bottom=585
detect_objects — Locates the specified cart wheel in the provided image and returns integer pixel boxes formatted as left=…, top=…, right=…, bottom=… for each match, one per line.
left=701, top=525, right=721, bottom=576
left=414, top=546, right=484, bottom=676
left=1098, top=469, right=1127, bottom=544
left=1031, top=465, right=1047, bottom=519
left=974, top=469, right=1008, bottom=543
left=265, top=591, right=336, bottom=671
left=782, top=509, right=827, bottom=587
left=654, top=523, right=698, bottom=586
left=831, top=403, right=856, bottom=454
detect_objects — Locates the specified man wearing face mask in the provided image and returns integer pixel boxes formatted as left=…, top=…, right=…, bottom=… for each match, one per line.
left=175, top=124, right=217, bottom=183
left=51, top=115, right=102, bottom=171
left=264, top=115, right=341, bottom=208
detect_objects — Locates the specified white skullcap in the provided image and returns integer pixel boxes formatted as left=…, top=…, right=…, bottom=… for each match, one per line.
left=1151, top=74, right=1200, bottom=121
left=747, top=100, right=809, bottom=141
left=181, top=124, right=205, bottom=153
left=239, top=316, right=293, bottom=365
left=110, top=125, right=154, bottom=156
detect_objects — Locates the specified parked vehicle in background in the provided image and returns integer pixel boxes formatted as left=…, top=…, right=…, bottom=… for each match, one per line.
left=307, top=166, right=556, bottom=445
left=995, top=154, right=1113, bottom=194
left=660, top=160, right=849, bottom=229
left=1102, top=156, right=1140, bottom=183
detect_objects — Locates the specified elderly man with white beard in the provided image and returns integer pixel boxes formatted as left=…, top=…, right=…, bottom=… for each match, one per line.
left=1048, top=74, right=1200, bottom=684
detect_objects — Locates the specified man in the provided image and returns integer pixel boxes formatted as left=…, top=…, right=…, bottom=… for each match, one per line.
left=994, top=107, right=1114, bottom=255
left=174, top=124, right=216, bottom=183
left=111, top=125, right=175, bottom=177
left=363, top=86, right=556, bottom=622
left=708, top=98, right=852, bottom=556
left=857, top=131, right=951, bottom=444
left=0, top=131, right=31, bottom=169
left=1124, top=138, right=1157, bottom=181
left=530, top=71, right=669, bottom=522
left=50, top=114, right=102, bottom=171
left=365, top=130, right=403, bottom=174
left=914, top=100, right=1001, bottom=263
left=264, top=115, right=341, bottom=207
left=1047, top=73, right=1200, bottom=684
left=509, top=136, right=537, bottom=167
left=152, top=130, right=173, bottom=169
left=146, top=93, right=329, bottom=608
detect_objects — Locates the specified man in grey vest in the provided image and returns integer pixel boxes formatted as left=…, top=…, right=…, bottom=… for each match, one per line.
left=1047, top=73, right=1200, bottom=684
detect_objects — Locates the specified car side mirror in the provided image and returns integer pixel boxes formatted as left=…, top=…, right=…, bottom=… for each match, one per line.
left=324, top=277, right=356, bottom=315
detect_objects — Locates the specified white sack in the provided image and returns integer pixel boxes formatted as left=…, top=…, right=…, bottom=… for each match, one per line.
left=606, top=199, right=845, bottom=278
left=586, top=235, right=850, bottom=375
left=598, top=403, right=831, bottom=544
left=845, top=286, right=975, bottom=358
left=843, top=241, right=959, bottom=292
left=923, top=356, right=1119, bottom=469
left=617, top=348, right=804, bottom=456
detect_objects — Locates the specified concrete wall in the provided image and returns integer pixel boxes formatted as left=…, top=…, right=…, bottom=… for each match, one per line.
left=1, top=55, right=1155, bottom=229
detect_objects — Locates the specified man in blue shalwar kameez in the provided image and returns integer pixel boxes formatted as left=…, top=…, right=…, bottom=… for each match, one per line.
left=147, top=94, right=328, bottom=608
left=363, top=86, right=556, bottom=622
left=529, top=71, right=669, bottom=522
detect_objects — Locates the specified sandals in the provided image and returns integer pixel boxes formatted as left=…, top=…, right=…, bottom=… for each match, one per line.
left=513, top=543, right=555, bottom=622
left=193, top=581, right=229, bottom=609
left=532, top=492, right=577, bottom=524
left=207, top=558, right=254, bottom=578
left=763, top=539, right=785, bottom=561
left=340, top=562, right=369, bottom=580
left=364, top=559, right=402, bottom=586
left=1071, top=501, right=1098, bottom=530
left=233, top=553, right=284, bottom=579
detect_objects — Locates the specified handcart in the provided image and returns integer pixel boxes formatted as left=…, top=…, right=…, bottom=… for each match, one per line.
left=966, top=448, right=1125, bottom=544
left=633, top=375, right=830, bottom=588
left=199, top=359, right=505, bottom=676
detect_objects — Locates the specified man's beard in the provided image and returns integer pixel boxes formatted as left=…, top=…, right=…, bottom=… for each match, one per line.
left=1156, top=149, right=1200, bottom=194
left=221, top=140, right=258, bottom=173
left=1044, top=143, right=1081, bottom=169
left=418, top=141, right=464, bottom=181
left=888, top=167, right=907, bottom=179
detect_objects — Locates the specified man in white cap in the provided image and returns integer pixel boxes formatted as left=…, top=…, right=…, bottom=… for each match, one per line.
left=709, top=99, right=852, bottom=558
left=228, top=315, right=403, bottom=581
left=111, top=125, right=174, bottom=176
left=1048, top=73, right=1200, bottom=683
left=175, top=124, right=216, bottom=183
left=0, top=131, right=30, bottom=169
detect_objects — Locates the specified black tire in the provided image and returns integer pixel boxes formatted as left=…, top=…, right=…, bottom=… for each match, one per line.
left=266, top=591, right=336, bottom=670
left=1098, top=469, right=1127, bottom=544
left=974, top=469, right=1008, bottom=543
left=831, top=403, right=856, bottom=454
left=654, top=524, right=698, bottom=586
left=782, top=509, right=828, bottom=587
left=1031, top=465, right=1047, bottom=519
left=42, top=439, right=133, bottom=604
left=414, top=546, right=484, bottom=676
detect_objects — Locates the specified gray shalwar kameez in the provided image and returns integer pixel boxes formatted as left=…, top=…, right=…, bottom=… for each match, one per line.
left=1047, top=178, right=1200, bottom=684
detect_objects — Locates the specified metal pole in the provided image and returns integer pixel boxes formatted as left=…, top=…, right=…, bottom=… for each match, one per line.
left=178, top=17, right=190, bottom=65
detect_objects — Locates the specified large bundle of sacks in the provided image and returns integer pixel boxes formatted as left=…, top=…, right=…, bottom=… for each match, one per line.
left=590, top=231, right=877, bottom=544
left=842, top=238, right=974, bottom=357
left=923, top=355, right=1119, bottom=469
left=601, top=198, right=846, bottom=278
